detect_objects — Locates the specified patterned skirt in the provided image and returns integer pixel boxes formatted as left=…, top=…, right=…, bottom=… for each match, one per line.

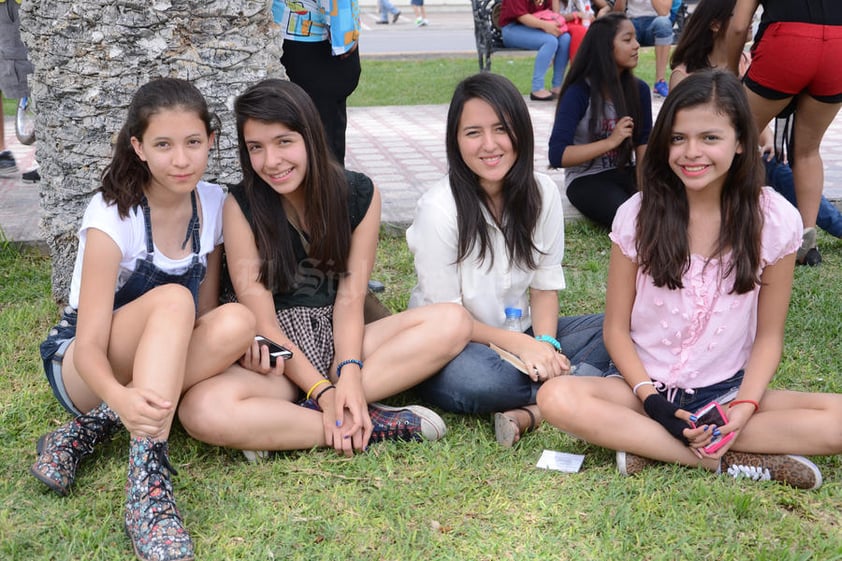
left=276, top=305, right=335, bottom=379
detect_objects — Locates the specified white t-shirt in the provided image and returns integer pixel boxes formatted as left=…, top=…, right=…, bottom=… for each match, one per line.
left=626, top=0, right=656, bottom=18
left=406, top=172, right=566, bottom=330
left=67, top=181, right=225, bottom=308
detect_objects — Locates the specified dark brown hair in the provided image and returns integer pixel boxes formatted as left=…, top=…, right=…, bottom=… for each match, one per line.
left=637, top=70, right=763, bottom=294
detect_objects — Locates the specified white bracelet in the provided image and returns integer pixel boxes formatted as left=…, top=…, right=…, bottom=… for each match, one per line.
left=632, top=380, right=655, bottom=397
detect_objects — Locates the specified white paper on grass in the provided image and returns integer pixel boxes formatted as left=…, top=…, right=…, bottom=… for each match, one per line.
left=536, top=449, right=585, bottom=473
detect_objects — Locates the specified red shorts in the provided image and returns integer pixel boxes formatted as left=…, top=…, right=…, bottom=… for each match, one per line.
left=746, top=22, right=842, bottom=103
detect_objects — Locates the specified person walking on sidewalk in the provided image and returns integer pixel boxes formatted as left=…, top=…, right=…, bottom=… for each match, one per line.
left=411, top=0, right=428, bottom=26
left=0, top=0, right=34, bottom=179
left=376, top=0, right=400, bottom=24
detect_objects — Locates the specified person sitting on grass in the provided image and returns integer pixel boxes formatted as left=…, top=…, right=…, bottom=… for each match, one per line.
left=408, top=72, right=612, bottom=448
left=176, top=79, right=472, bottom=460
left=538, top=70, right=842, bottom=490
left=30, top=78, right=256, bottom=561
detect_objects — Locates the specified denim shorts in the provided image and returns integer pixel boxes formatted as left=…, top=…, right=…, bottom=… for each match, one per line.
left=39, top=306, right=83, bottom=416
left=608, top=369, right=744, bottom=413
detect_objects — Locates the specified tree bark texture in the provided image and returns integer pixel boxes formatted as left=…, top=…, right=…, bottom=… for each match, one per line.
left=19, top=0, right=284, bottom=300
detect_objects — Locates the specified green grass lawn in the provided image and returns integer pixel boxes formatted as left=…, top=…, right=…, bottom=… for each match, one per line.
left=3, top=225, right=842, bottom=560
left=350, top=48, right=659, bottom=107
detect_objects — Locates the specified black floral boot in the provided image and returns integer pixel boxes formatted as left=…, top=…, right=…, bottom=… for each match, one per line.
left=30, top=402, right=121, bottom=495
left=124, top=437, right=194, bottom=561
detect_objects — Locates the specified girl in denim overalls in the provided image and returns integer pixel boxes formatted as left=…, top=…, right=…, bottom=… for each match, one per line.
left=30, top=78, right=255, bottom=561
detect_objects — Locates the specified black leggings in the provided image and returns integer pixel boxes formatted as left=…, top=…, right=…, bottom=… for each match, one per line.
left=566, top=167, right=638, bottom=229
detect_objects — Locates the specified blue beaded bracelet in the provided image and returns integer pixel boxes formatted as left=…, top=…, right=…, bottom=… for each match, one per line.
left=336, top=359, right=363, bottom=378
left=535, top=334, right=562, bottom=352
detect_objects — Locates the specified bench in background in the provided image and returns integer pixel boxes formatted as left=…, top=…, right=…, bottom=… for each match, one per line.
left=470, top=0, right=691, bottom=73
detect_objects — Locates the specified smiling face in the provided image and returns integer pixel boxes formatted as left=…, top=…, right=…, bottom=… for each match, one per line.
left=456, top=98, right=516, bottom=197
left=130, top=107, right=212, bottom=197
left=668, top=102, right=743, bottom=196
left=242, top=118, right=308, bottom=198
left=613, top=19, right=640, bottom=70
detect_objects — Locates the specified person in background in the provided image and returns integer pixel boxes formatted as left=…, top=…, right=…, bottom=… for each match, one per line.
left=376, top=0, right=400, bottom=24
left=411, top=0, right=428, bottom=26
left=0, top=0, right=38, bottom=181
left=408, top=73, right=611, bottom=448
left=548, top=13, right=652, bottom=228
left=538, top=71, right=842, bottom=491
left=273, top=0, right=361, bottom=166
left=727, top=0, right=842, bottom=265
left=30, top=78, right=256, bottom=561
left=559, top=0, right=593, bottom=61
left=669, top=0, right=842, bottom=244
left=499, top=0, right=572, bottom=101
left=612, top=0, right=673, bottom=98
left=177, top=79, right=471, bottom=459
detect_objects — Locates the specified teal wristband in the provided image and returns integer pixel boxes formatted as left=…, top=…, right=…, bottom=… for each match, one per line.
left=336, top=359, right=363, bottom=378
left=535, top=334, right=562, bottom=352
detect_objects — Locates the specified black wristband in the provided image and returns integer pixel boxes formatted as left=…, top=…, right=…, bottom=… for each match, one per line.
left=643, top=393, right=690, bottom=445
left=314, top=384, right=336, bottom=407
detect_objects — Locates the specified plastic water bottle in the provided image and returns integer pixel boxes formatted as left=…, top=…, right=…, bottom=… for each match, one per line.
left=503, top=307, right=524, bottom=332
left=582, top=0, right=592, bottom=28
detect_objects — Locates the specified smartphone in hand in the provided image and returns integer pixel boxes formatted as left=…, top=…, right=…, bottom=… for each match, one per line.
left=690, top=401, right=735, bottom=454
left=254, top=335, right=293, bottom=366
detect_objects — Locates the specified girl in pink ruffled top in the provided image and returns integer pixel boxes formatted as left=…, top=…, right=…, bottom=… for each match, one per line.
left=537, top=70, right=842, bottom=490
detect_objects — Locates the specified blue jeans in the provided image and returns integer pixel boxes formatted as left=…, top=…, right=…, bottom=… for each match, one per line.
left=765, top=157, right=842, bottom=238
left=502, top=23, right=571, bottom=92
left=378, top=0, right=399, bottom=21
left=415, top=314, right=610, bottom=414
left=631, top=15, right=673, bottom=46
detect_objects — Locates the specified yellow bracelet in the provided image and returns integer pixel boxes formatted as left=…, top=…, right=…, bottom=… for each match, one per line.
left=305, top=378, right=331, bottom=401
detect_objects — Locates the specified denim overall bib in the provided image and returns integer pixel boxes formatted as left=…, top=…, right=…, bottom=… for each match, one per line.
left=40, top=191, right=206, bottom=414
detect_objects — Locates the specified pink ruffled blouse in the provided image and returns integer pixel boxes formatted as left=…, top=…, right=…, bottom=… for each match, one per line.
left=609, top=187, right=802, bottom=391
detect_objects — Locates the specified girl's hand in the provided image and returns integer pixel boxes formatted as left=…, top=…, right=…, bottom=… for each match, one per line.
left=542, top=20, right=562, bottom=36
left=331, top=374, right=372, bottom=455
left=112, top=387, right=173, bottom=439
left=513, top=334, right=570, bottom=382
left=699, top=405, right=753, bottom=459
left=608, top=116, right=635, bottom=147
left=239, top=338, right=285, bottom=376
left=642, top=393, right=693, bottom=444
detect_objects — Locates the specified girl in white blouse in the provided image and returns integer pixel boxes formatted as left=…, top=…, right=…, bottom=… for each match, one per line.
left=407, top=73, right=612, bottom=447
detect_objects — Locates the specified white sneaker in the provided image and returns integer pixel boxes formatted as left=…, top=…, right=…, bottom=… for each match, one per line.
left=242, top=450, right=269, bottom=463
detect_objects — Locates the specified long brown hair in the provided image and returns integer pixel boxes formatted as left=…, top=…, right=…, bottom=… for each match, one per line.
left=636, top=70, right=763, bottom=294
left=101, top=78, right=218, bottom=217
left=233, top=79, right=351, bottom=293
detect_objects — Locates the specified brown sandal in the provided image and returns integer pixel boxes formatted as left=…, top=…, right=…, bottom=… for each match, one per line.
left=494, top=405, right=539, bottom=448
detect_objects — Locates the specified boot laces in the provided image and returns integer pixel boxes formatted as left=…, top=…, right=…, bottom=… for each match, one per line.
left=142, top=442, right=183, bottom=527
left=53, top=414, right=114, bottom=462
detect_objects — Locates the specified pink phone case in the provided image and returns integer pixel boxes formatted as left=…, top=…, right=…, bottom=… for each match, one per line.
left=690, top=401, right=735, bottom=454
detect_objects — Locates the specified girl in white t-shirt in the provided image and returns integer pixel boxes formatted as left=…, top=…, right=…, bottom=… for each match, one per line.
left=538, top=70, right=842, bottom=490
left=407, top=73, right=612, bottom=447
left=31, top=78, right=255, bottom=560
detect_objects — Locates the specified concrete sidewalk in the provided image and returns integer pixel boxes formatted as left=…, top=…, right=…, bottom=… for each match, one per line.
left=4, top=95, right=842, bottom=248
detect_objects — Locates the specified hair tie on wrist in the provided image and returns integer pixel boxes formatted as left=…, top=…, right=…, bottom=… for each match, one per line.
left=535, top=334, right=562, bottom=352
left=314, top=384, right=336, bottom=405
left=336, top=359, right=363, bottom=378
left=728, top=399, right=760, bottom=413
left=306, top=378, right=331, bottom=401
left=632, top=380, right=655, bottom=397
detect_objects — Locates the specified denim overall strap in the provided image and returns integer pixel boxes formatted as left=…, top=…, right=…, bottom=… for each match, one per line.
left=112, top=191, right=205, bottom=312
